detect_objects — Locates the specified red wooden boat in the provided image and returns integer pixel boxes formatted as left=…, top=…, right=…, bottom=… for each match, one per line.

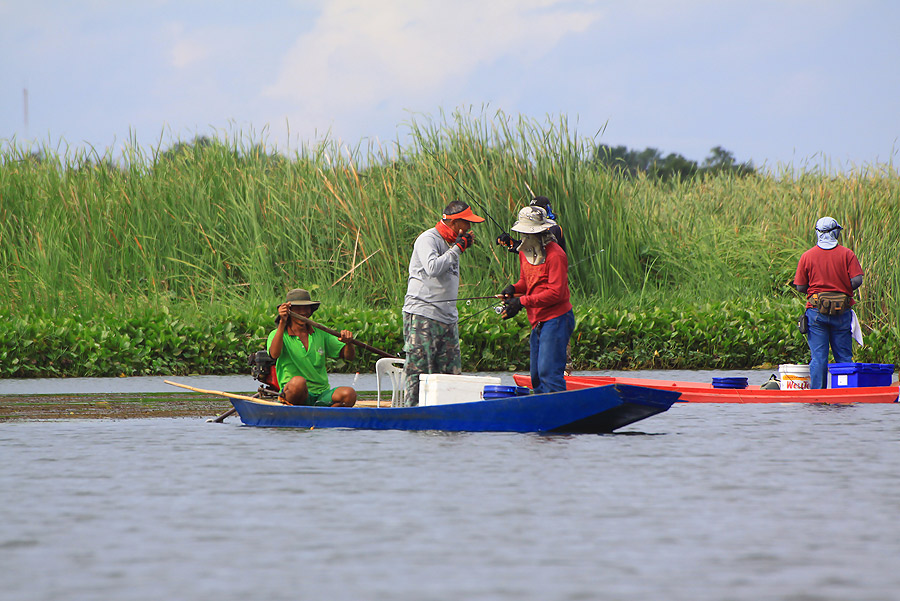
left=512, top=374, right=899, bottom=404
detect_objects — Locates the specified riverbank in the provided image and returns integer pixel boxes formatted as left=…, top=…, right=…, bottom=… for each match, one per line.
left=0, top=391, right=389, bottom=421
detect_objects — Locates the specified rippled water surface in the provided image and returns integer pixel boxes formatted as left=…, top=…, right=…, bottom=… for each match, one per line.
left=2, top=376, right=899, bottom=600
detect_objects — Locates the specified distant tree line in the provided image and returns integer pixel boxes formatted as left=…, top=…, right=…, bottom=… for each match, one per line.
left=593, top=144, right=756, bottom=180
left=11, top=136, right=755, bottom=182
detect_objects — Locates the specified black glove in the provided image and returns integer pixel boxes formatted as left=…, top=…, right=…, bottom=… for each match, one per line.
left=500, top=284, right=516, bottom=298
left=454, top=232, right=474, bottom=252
left=501, top=297, right=523, bottom=320
left=496, top=232, right=520, bottom=253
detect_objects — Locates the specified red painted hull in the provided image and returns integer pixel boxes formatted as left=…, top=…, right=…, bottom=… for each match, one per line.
left=512, top=374, right=899, bottom=404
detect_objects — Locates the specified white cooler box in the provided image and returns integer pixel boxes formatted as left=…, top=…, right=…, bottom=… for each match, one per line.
left=418, top=374, right=502, bottom=406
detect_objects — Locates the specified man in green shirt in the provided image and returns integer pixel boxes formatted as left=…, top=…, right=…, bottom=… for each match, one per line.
left=267, top=288, right=357, bottom=407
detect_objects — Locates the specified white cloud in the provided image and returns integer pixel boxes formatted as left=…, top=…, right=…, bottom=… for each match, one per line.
left=263, top=0, right=602, bottom=138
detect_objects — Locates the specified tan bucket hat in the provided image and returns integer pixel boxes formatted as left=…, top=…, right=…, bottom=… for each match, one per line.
left=281, top=288, right=321, bottom=311
left=511, top=205, right=556, bottom=234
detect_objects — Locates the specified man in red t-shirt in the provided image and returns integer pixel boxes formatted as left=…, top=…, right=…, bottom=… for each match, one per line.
left=794, top=217, right=864, bottom=389
left=498, top=205, right=574, bottom=393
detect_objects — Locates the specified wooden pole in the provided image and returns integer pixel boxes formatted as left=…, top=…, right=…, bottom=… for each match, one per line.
left=164, top=380, right=281, bottom=404
left=289, top=311, right=400, bottom=359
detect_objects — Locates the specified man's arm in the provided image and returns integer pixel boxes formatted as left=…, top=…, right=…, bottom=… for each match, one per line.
left=851, top=274, right=862, bottom=290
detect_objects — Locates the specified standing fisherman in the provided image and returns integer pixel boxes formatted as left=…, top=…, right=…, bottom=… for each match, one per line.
left=402, top=200, right=485, bottom=406
left=794, top=217, right=863, bottom=389
left=496, top=194, right=573, bottom=373
left=499, top=205, right=574, bottom=394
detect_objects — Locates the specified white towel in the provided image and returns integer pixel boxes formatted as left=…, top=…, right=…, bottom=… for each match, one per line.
left=851, top=310, right=864, bottom=346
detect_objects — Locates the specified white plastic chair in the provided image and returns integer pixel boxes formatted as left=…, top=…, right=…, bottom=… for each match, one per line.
left=375, top=357, right=406, bottom=407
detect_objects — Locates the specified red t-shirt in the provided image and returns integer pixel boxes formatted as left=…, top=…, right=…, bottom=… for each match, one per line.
left=794, top=245, right=863, bottom=308
left=512, top=242, right=573, bottom=327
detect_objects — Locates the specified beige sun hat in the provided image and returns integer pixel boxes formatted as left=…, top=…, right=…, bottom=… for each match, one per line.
left=511, top=205, right=556, bottom=234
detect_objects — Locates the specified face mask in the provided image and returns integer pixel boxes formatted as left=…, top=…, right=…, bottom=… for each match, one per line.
left=518, top=232, right=557, bottom=265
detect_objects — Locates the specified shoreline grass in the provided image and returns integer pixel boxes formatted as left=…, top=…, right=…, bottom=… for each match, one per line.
left=2, top=110, right=898, bottom=376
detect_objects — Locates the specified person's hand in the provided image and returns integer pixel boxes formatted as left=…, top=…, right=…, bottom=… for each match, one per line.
left=496, top=233, right=519, bottom=251
left=277, top=302, right=291, bottom=325
left=498, top=284, right=516, bottom=299
left=455, top=232, right=474, bottom=252
left=338, top=330, right=354, bottom=343
left=501, top=297, right=523, bottom=319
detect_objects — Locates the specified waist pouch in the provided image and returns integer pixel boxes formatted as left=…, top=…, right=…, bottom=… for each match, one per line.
left=812, top=292, right=851, bottom=316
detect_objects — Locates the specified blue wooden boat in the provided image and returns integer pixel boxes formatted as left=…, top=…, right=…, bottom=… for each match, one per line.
left=227, top=384, right=680, bottom=433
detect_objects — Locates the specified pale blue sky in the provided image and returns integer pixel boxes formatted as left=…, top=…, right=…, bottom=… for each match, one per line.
left=2, top=0, right=898, bottom=171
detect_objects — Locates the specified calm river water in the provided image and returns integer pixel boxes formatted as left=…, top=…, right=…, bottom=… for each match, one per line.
left=2, top=370, right=899, bottom=600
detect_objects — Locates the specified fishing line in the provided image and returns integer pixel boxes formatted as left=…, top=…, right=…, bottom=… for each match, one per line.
left=457, top=302, right=502, bottom=325
left=423, top=145, right=508, bottom=234
left=569, top=248, right=606, bottom=268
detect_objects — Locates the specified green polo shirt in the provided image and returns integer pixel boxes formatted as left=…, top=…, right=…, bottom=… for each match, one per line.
left=267, top=328, right=346, bottom=394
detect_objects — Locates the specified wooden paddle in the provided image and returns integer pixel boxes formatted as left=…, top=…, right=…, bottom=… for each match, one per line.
left=164, top=380, right=283, bottom=404
left=208, top=407, right=238, bottom=423
left=288, top=311, right=400, bottom=359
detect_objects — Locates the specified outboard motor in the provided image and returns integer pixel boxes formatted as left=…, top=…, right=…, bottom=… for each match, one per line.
left=247, top=350, right=280, bottom=398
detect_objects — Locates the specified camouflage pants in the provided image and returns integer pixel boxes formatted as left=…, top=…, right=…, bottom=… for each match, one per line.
left=402, top=312, right=461, bottom=406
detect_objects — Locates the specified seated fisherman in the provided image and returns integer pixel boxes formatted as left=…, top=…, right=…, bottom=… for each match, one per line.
left=267, top=288, right=357, bottom=407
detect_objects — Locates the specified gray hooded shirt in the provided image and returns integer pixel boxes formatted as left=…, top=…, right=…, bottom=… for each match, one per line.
left=402, top=227, right=462, bottom=324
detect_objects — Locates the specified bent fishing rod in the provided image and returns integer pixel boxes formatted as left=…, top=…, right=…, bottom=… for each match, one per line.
left=422, top=145, right=508, bottom=234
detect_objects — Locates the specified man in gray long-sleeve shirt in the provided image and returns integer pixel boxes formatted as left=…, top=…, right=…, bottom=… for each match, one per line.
left=402, top=200, right=484, bottom=405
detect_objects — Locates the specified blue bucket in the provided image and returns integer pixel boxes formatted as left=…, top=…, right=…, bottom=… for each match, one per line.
left=712, top=377, right=748, bottom=389
left=483, top=385, right=532, bottom=399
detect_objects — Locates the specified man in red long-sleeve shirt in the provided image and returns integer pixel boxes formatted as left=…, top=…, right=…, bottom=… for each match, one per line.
left=499, top=205, right=574, bottom=393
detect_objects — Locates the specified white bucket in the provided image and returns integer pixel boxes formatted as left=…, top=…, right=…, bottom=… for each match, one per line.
left=778, top=364, right=811, bottom=390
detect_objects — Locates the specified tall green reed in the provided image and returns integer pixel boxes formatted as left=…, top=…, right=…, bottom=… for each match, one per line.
left=1, top=111, right=897, bottom=344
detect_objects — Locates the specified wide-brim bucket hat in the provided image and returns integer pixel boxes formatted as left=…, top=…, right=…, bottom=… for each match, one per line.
left=511, top=205, right=556, bottom=234
left=281, top=288, right=321, bottom=311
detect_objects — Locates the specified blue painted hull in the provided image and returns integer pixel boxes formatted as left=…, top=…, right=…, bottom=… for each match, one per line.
left=229, top=384, right=680, bottom=433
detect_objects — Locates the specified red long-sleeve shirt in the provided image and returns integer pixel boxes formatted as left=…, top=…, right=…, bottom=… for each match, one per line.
left=511, top=242, right=572, bottom=327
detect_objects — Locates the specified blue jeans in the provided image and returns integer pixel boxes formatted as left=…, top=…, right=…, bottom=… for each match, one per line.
left=529, top=310, right=575, bottom=394
left=806, top=308, right=853, bottom=389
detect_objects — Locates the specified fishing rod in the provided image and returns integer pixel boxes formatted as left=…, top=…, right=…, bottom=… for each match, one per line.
left=435, top=295, right=503, bottom=302
left=423, top=145, right=508, bottom=234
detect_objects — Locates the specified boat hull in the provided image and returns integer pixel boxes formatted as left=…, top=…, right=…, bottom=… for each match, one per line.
left=513, top=374, right=899, bottom=404
left=229, top=384, right=680, bottom=433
